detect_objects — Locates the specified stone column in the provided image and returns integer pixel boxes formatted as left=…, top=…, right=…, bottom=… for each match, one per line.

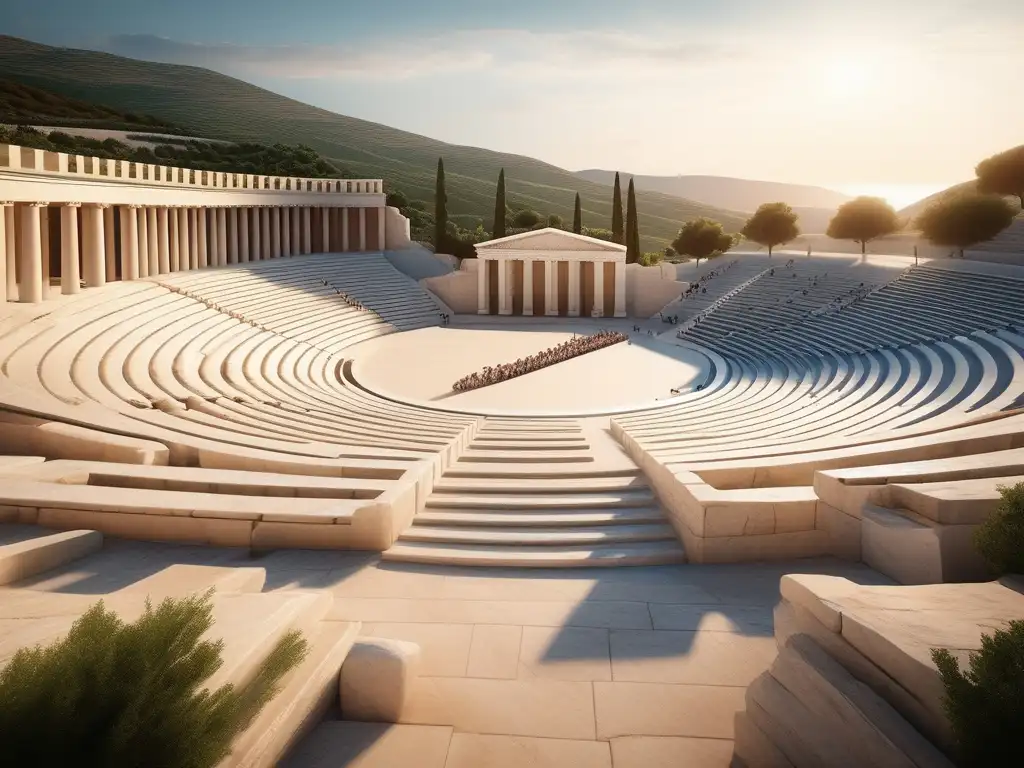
left=477, top=258, right=489, bottom=314
left=292, top=207, right=302, bottom=255
left=614, top=260, right=626, bottom=317
left=271, top=207, right=282, bottom=258
left=187, top=210, right=199, bottom=271
left=18, top=203, right=46, bottom=303
left=545, top=260, right=558, bottom=316
left=302, top=207, right=312, bottom=254
left=260, top=208, right=271, bottom=260
left=147, top=207, right=159, bottom=276
left=197, top=208, right=209, bottom=269
left=217, top=208, right=228, bottom=267
left=228, top=207, right=239, bottom=264
left=157, top=207, right=170, bottom=274
left=341, top=207, right=350, bottom=251
left=6, top=204, right=18, bottom=301
left=60, top=203, right=81, bottom=295
left=238, top=208, right=249, bottom=263
left=321, top=207, right=330, bottom=252
left=522, top=258, right=534, bottom=316
left=0, top=203, right=10, bottom=303
left=378, top=206, right=387, bottom=252
left=592, top=259, right=605, bottom=317
left=282, top=208, right=292, bottom=257
left=120, top=205, right=140, bottom=281
left=568, top=260, right=581, bottom=317
left=358, top=207, right=367, bottom=251
left=82, top=204, right=106, bottom=288
left=497, top=258, right=511, bottom=315
left=168, top=209, right=179, bottom=273
left=137, top=206, right=150, bottom=278
left=103, top=206, right=116, bottom=282
left=40, top=206, right=50, bottom=290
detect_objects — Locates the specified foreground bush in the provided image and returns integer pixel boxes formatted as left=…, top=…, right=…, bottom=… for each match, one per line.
left=932, top=620, right=1024, bottom=768
left=973, top=481, right=1024, bottom=575
left=0, top=591, right=307, bottom=768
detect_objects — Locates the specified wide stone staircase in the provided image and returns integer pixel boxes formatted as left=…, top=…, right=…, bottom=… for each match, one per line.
left=383, top=418, right=686, bottom=567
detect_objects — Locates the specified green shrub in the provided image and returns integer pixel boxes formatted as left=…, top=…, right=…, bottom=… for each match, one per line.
left=973, top=482, right=1024, bottom=575
left=0, top=591, right=307, bottom=768
left=932, top=620, right=1024, bottom=768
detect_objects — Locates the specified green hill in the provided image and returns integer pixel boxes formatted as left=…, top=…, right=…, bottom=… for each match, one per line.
left=0, top=35, right=745, bottom=251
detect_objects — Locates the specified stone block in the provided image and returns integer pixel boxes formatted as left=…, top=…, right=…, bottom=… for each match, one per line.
left=340, top=637, right=421, bottom=722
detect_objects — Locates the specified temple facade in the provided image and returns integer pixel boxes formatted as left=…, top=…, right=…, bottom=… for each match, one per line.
left=474, top=228, right=627, bottom=317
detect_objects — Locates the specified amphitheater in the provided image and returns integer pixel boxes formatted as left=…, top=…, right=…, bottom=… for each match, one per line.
left=1, top=147, right=1022, bottom=768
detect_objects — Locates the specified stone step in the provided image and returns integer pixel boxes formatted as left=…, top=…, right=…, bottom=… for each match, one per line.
left=467, top=441, right=589, bottom=452
left=117, top=563, right=268, bottom=598
left=457, top=451, right=594, bottom=464
left=0, top=528, right=103, bottom=586
left=400, top=523, right=677, bottom=546
left=442, top=463, right=626, bottom=479
left=381, top=540, right=687, bottom=568
left=414, top=507, right=667, bottom=528
left=888, top=475, right=1022, bottom=525
left=424, top=490, right=655, bottom=510
left=472, top=433, right=587, bottom=443
left=223, top=621, right=361, bottom=768
left=432, top=475, right=650, bottom=494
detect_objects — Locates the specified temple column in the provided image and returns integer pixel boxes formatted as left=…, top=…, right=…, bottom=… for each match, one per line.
left=6, top=204, right=19, bottom=300
left=477, top=258, right=489, bottom=314
left=228, top=207, right=239, bottom=264
left=147, top=207, right=159, bottom=276
left=238, top=208, right=249, bottom=263
left=378, top=206, right=386, bottom=252
left=40, top=206, right=50, bottom=290
left=82, top=204, right=106, bottom=288
left=137, top=207, right=150, bottom=278
left=498, top=258, right=511, bottom=315
left=103, top=206, right=116, bottom=282
left=260, top=208, right=271, bottom=260
left=168, top=209, right=180, bottom=273
left=217, top=208, right=228, bottom=266
left=206, top=208, right=218, bottom=266
left=157, top=207, right=170, bottom=274
left=302, top=207, right=312, bottom=254
left=358, top=207, right=367, bottom=251
left=568, top=260, right=581, bottom=316
left=545, top=260, right=558, bottom=316
left=18, top=203, right=46, bottom=303
left=614, top=260, right=626, bottom=317
left=282, top=208, right=293, bottom=256
left=0, top=203, right=10, bottom=303
left=522, top=258, right=534, bottom=316
left=321, top=207, right=330, bottom=252
left=176, top=208, right=189, bottom=271
left=292, top=207, right=302, bottom=254
left=271, top=208, right=282, bottom=258
left=187, top=210, right=199, bottom=270
left=197, top=208, right=209, bottom=269
left=60, top=203, right=81, bottom=295
left=592, top=259, right=605, bottom=317
left=120, top=205, right=140, bottom=281
left=341, top=207, right=350, bottom=251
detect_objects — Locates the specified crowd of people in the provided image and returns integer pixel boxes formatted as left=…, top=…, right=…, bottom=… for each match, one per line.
left=321, top=279, right=379, bottom=317
left=452, top=330, right=628, bottom=392
left=679, top=259, right=739, bottom=301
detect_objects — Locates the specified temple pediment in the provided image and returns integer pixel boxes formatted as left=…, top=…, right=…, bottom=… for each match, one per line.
left=476, top=227, right=626, bottom=254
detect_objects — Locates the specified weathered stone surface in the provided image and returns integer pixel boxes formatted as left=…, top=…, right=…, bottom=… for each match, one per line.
left=340, top=638, right=421, bottom=723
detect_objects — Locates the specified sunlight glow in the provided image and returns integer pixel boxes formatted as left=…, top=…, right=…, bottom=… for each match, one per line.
left=821, top=56, right=873, bottom=95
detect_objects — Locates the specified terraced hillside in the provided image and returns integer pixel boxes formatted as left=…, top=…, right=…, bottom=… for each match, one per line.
left=0, top=35, right=746, bottom=250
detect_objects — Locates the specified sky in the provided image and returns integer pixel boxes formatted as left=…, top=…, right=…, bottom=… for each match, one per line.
left=4, top=0, right=1022, bottom=207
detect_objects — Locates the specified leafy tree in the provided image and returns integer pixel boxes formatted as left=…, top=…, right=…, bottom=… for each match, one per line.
left=826, top=197, right=900, bottom=255
left=612, top=172, right=624, bottom=244
left=638, top=251, right=664, bottom=266
left=513, top=209, right=541, bottom=228
left=932, top=620, right=1024, bottom=768
left=582, top=226, right=614, bottom=242
left=741, top=202, right=800, bottom=256
left=916, top=194, right=1017, bottom=258
left=671, top=217, right=735, bottom=267
left=573, top=193, right=582, bottom=234
left=492, top=168, right=506, bottom=239
left=386, top=189, right=409, bottom=210
left=433, top=157, right=448, bottom=248
left=625, top=178, right=640, bottom=263
left=976, top=144, right=1024, bottom=210
left=973, top=481, right=1024, bottom=575
left=0, top=591, right=307, bottom=768
left=547, top=214, right=563, bottom=229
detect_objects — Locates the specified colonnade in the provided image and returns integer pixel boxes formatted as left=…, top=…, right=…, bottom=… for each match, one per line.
left=1, top=202, right=386, bottom=304
left=477, top=256, right=626, bottom=317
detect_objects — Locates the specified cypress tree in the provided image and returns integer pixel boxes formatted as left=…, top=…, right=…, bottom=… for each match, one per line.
left=626, top=178, right=640, bottom=263
left=492, top=168, right=506, bottom=239
left=573, top=193, right=582, bottom=234
left=434, top=157, right=448, bottom=248
left=612, top=172, right=624, bottom=244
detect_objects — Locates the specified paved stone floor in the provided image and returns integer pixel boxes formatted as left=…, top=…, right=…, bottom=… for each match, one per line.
left=17, top=539, right=891, bottom=767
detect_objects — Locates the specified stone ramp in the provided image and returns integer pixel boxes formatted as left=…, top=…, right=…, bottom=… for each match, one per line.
left=734, top=573, right=1024, bottom=767
left=384, top=418, right=685, bottom=567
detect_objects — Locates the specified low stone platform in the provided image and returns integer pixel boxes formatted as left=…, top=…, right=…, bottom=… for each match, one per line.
left=734, top=573, right=1024, bottom=767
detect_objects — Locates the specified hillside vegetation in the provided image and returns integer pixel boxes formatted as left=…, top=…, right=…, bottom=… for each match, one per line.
left=0, top=35, right=745, bottom=251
